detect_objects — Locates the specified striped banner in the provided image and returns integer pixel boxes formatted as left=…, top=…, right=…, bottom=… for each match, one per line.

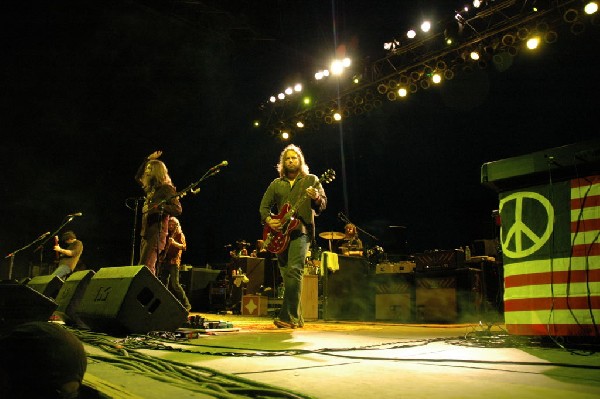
left=501, top=175, right=600, bottom=336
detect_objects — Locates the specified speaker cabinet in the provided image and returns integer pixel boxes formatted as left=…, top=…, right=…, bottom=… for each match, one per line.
left=76, top=266, right=188, bottom=336
left=0, top=281, right=57, bottom=333
left=27, top=275, right=64, bottom=299
left=184, top=267, right=222, bottom=311
left=415, top=268, right=483, bottom=323
left=374, top=273, right=414, bottom=322
left=231, top=257, right=265, bottom=295
left=324, top=255, right=375, bottom=321
left=54, top=270, right=95, bottom=328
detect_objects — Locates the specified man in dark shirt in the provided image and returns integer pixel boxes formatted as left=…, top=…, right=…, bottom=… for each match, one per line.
left=259, top=144, right=327, bottom=328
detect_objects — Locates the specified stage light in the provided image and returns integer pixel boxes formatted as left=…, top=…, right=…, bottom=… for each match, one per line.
left=431, top=73, right=442, bottom=84
left=421, top=20, right=431, bottom=32
left=377, top=83, right=389, bottom=94
left=281, top=131, right=290, bottom=140
left=409, top=82, right=418, bottom=93
left=296, top=121, right=305, bottom=128
left=585, top=2, right=598, bottom=15
left=470, top=50, right=480, bottom=60
left=294, top=83, right=302, bottom=92
left=407, top=29, right=416, bottom=39
left=269, top=96, right=276, bottom=103
left=526, top=36, right=541, bottom=50
left=473, top=0, right=482, bottom=8
left=352, top=74, right=362, bottom=84
left=333, top=112, right=342, bottom=121
left=303, top=96, right=312, bottom=106
left=398, top=87, right=408, bottom=97
left=331, top=60, right=344, bottom=75
left=285, top=87, right=293, bottom=95
left=544, top=30, right=558, bottom=43
left=444, top=69, right=455, bottom=80
left=342, top=58, right=351, bottom=68
left=563, top=9, right=579, bottom=23
left=278, top=93, right=285, bottom=100
left=253, top=120, right=260, bottom=128
left=324, top=115, right=333, bottom=124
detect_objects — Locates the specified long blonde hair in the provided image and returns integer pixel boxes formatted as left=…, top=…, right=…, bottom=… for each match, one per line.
left=143, top=160, right=174, bottom=192
left=276, top=144, right=309, bottom=178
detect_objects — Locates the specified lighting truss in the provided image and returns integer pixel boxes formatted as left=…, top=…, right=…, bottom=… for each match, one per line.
left=258, top=0, right=596, bottom=136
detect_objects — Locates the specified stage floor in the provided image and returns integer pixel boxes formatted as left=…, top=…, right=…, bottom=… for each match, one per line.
left=75, top=313, right=600, bottom=399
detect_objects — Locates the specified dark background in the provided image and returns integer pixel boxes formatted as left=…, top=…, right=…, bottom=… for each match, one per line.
left=2, top=0, right=598, bottom=277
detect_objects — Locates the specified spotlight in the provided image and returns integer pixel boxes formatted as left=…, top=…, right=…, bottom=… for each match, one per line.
left=444, top=69, right=455, bottom=80
left=571, top=21, right=586, bottom=35
left=386, top=91, right=397, bottom=101
left=398, top=87, right=408, bottom=97
left=544, top=30, right=558, bottom=43
left=333, top=112, right=342, bottom=121
left=431, top=73, right=442, bottom=84
left=501, top=33, right=515, bottom=46
left=407, top=30, right=416, bottom=39
left=526, top=37, right=541, bottom=50
left=517, top=27, right=530, bottom=40
left=584, top=2, right=598, bottom=15
left=563, top=8, right=579, bottom=23
left=377, top=83, right=389, bottom=94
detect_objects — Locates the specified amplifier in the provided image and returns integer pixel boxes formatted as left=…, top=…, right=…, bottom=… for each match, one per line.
left=375, top=261, right=416, bottom=274
left=414, top=250, right=465, bottom=272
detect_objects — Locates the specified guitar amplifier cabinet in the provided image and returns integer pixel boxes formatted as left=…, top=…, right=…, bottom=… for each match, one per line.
left=414, top=249, right=465, bottom=272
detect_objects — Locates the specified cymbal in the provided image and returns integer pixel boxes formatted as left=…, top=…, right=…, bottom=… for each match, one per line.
left=319, top=231, right=345, bottom=240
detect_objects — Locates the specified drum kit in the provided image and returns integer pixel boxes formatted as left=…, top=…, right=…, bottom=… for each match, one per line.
left=318, top=231, right=345, bottom=252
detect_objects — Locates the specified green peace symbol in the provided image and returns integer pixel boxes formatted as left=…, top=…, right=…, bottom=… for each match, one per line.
left=499, top=191, right=554, bottom=259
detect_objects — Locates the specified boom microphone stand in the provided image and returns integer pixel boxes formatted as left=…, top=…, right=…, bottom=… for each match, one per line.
left=5, top=231, right=50, bottom=280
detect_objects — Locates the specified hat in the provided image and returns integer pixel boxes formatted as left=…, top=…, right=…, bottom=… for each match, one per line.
left=0, top=321, right=87, bottom=393
left=61, top=230, right=77, bottom=241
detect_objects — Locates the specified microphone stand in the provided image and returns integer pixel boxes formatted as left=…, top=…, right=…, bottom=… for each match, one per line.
left=5, top=231, right=53, bottom=281
left=126, top=197, right=144, bottom=266
left=337, top=212, right=378, bottom=241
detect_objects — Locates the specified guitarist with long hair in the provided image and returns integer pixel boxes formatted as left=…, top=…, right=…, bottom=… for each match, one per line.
left=260, top=144, right=327, bottom=329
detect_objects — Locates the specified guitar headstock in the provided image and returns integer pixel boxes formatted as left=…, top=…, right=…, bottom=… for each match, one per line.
left=320, top=169, right=336, bottom=184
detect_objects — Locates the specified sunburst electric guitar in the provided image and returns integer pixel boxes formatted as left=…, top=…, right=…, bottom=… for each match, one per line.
left=263, top=169, right=335, bottom=254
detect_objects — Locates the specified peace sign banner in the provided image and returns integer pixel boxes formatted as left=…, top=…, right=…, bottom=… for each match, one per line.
left=500, top=175, right=600, bottom=336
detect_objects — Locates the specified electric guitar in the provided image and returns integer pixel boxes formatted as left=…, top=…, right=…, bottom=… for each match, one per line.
left=263, top=169, right=336, bottom=254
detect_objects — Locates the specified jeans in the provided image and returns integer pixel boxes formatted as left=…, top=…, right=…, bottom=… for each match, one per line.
left=158, top=263, right=191, bottom=311
left=52, top=264, right=71, bottom=280
left=276, top=232, right=309, bottom=325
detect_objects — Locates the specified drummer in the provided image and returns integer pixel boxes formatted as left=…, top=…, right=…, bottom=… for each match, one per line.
left=338, top=223, right=363, bottom=257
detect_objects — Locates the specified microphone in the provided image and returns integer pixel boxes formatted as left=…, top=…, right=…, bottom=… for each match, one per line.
left=67, top=212, right=83, bottom=217
left=210, top=160, right=228, bottom=171
left=37, top=232, right=51, bottom=240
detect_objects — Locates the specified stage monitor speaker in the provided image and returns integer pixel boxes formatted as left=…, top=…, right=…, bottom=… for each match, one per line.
left=76, top=266, right=188, bottom=336
left=0, top=281, right=58, bottom=333
left=27, top=274, right=64, bottom=299
left=324, top=255, right=375, bottom=321
left=54, top=270, right=95, bottom=328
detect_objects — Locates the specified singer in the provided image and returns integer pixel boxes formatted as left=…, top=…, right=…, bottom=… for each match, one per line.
left=259, top=144, right=327, bottom=329
left=135, top=150, right=182, bottom=275
left=52, top=230, right=83, bottom=279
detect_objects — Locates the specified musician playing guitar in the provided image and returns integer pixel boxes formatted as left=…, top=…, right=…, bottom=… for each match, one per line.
left=259, top=144, right=328, bottom=329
